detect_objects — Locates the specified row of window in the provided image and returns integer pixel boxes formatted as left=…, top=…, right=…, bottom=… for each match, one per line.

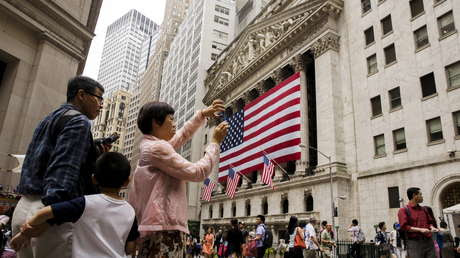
left=373, top=111, right=460, bottom=157
left=369, top=62, right=460, bottom=120
left=362, top=0, right=446, bottom=17
left=214, top=15, right=229, bottom=26
left=208, top=194, right=314, bottom=218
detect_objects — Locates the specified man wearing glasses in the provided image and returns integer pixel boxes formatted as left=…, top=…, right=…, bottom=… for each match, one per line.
left=12, top=76, right=108, bottom=258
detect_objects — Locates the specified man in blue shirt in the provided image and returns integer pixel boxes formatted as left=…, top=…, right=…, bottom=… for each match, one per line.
left=12, top=76, right=106, bottom=258
left=255, top=215, right=266, bottom=258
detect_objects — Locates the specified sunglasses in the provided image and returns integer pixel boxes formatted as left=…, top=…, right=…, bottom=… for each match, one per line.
left=84, top=91, right=104, bottom=102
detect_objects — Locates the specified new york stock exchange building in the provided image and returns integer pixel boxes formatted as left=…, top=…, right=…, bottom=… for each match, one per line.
left=199, top=0, right=460, bottom=242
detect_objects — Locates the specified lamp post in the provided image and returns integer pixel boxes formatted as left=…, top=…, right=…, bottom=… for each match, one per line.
left=308, top=146, right=335, bottom=232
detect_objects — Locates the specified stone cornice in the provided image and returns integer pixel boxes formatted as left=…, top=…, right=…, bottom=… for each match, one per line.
left=1, top=0, right=96, bottom=61
left=311, top=31, right=340, bottom=58
left=201, top=171, right=351, bottom=204
left=203, top=0, right=343, bottom=105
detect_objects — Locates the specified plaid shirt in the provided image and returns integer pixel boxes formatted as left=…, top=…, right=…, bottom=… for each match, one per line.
left=17, top=104, right=97, bottom=206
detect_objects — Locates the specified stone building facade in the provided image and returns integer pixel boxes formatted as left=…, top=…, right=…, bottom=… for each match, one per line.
left=0, top=0, right=102, bottom=188
left=200, top=0, right=460, bottom=241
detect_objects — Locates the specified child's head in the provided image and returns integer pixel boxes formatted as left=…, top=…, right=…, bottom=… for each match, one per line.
left=94, top=152, right=131, bottom=188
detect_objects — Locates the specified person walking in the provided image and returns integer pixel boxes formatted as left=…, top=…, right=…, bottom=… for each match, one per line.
left=305, top=218, right=322, bottom=258
left=398, top=187, right=439, bottom=258
left=12, top=76, right=108, bottom=258
left=227, top=219, right=244, bottom=257
left=348, top=219, right=365, bottom=258
left=202, top=227, right=215, bottom=258
left=320, top=224, right=335, bottom=258
left=286, top=216, right=304, bottom=258
left=389, top=223, right=403, bottom=258
left=255, top=215, right=267, bottom=258
left=128, top=100, right=228, bottom=257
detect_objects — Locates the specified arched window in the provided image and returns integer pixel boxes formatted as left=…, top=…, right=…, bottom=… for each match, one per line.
left=209, top=205, right=213, bottom=218
left=305, top=194, right=314, bottom=212
left=245, top=200, right=251, bottom=216
left=232, top=202, right=236, bottom=217
left=219, top=203, right=224, bottom=218
left=440, top=182, right=460, bottom=209
left=262, top=197, right=268, bottom=215
left=250, top=171, right=258, bottom=183
left=281, top=194, right=289, bottom=214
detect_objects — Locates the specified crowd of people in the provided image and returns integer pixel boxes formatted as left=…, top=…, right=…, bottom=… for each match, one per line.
left=0, top=76, right=459, bottom=258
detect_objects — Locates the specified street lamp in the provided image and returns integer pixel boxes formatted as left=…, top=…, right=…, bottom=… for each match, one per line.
left=307, top=146, right=335, bottom=232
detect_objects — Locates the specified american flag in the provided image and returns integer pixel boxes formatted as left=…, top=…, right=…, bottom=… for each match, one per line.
left=201, top=178, right=216, bottom=201
left=218, top=73, right=301, bottom=182
left=225, top=168, right=240, bottom=199
left=261, top=155, right=275, bottom=188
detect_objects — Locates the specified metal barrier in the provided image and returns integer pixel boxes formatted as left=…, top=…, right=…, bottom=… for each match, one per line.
left=329, top=241, right=391, bottom=258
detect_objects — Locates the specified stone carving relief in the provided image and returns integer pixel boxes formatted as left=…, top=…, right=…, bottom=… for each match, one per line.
left=311, top=32, right=340, bottom=58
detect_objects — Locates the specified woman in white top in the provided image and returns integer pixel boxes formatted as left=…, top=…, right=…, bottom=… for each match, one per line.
left=286, top=216, right=304, bottom=258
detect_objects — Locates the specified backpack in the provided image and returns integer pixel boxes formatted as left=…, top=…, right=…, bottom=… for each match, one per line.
left=263, top=225, right=273, bottom=248
left=357, top=228, right=366, bottom=243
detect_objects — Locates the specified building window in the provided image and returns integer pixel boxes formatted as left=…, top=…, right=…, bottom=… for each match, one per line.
left=361, top=0, right=371, bottom=14
left=262, top=197, right=268, bottom=215
left=214, top=15, right=229, bottom=26
left=388, top=87, right=402, bottom=110
left=281, top=196, right=289, bottom=214
left=384, top=44, right=396, bottom=65
left=367, top=54, right=378, bottom=75
left=381, top=15, right=393, bottom=36
left=420, top=72, right=437, bottom=98
left=426, top=117, right=443, bottom=143
left=393, top=128, right=407, bottom=151
left=438, top=11, right=456, bottom=38
left=231, top=202, right=236, bottom=217
left=305, top=194, right=314, bottom=212
left=388, top=187, right=400, bottom=208
left=213, top=29, right=228, bottom=40
left=410, top=0, right=424, bottom=18
left=371, top=95, right=383, bottom=117
left=446, top=61, right=460, bottom=89
left=211, top=53, right=218, bottom=61
left=414, top=26, right=429, bottom=50
left=374, top=134, right=386, bottom=156
left=364, top=26, right=375, bottom=46
left=245, top=200, right=251, bottom=216
left=454, top=111, right=460, bottom=137
left=209, top=205, right=213, bottom=218
left=219, top=203, right=224, bottom=217
left=215, top=5, right=229, bottom=15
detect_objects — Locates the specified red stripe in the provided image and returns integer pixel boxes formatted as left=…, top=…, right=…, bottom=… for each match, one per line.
left=220, top=125, right=300, bottom=164
left=244, top=72, right=300, bottom=111
left=219, top=137, right=301, bottom=171
left=244, top=85, right=300, bottom=121
left=244, top=111, right=300, bottom=141
left=244, top=98, right=300, bottom=132
left=218, top=152, right=301, bottom=182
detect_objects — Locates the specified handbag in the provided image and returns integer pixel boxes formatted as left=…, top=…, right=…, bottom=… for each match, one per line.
left=294, top=228, right=306, bottom=249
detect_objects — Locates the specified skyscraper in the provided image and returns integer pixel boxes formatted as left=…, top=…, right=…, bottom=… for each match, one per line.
left=97, top=9, right=159, bottom=97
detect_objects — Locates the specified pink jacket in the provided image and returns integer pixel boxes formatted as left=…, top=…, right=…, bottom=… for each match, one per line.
left=128, top=111, right=219, bottom=236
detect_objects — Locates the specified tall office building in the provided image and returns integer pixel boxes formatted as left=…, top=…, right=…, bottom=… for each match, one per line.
left=200, top=0, right=460, bottom=241
left=158, top=0, right=236, bottom=225
left=97, top=10, right=159, bottom=97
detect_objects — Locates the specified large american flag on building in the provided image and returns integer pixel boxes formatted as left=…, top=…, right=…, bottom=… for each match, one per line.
left=218, top=72, right=302, bottom=182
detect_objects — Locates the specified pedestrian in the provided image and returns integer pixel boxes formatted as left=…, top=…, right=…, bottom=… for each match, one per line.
left=320, top=224, right=335, bottom=258
left=439, top=221, right=455, bottom=258
left=398, top=187, right=439, bottom=258
left=227, top=219, right=244, bottom=257
left=375, top=222, right=391, bottom=257
left=12, top=76, right=108, bottom=258
left=255, top=215, right=267, bottom=258
left=186, top=236, right=194, bottom=258
left=128, top=100, right=228, bottom=257
left=389, top=223, right=403, bottom=258
left=286, top=216, right=304, bottom=258
left=10, top=152, right=139, bottom=257
left=305, top=217, right=323, bottom=258
left=240, top=222, right=248, bottom=242
left=243, top=231, right=257, bottom=258
left=202, top=227, right=215, bottom=258
left=347, top=219, right=365, bottom=258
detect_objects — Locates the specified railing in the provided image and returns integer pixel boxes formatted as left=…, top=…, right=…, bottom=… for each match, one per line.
left=333, top=241, right=391, bottom=258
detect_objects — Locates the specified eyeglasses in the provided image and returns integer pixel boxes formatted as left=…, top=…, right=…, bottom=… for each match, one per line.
left=84, top=91, right=104, bottom=102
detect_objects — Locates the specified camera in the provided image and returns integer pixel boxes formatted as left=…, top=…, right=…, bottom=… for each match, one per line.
left=94, top=133, right=119, bottom=145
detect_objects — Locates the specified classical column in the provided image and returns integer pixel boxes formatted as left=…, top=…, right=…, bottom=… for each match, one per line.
left=310, top=32, right=344, bottom=165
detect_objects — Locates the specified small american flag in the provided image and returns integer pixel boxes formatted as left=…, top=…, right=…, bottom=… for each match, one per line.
left=261, top=155, right=275, bottom=188
left=225, top=168, right=240, bottom=199
left=218, top=73, right=301, bottom=182
left=201, top=178, right=216, bottom=202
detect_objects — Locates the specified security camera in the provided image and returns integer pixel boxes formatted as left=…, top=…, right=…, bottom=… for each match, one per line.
left=448, top=151, right=456, bottom=158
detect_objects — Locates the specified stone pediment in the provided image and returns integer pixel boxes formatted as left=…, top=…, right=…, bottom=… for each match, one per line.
left=204, top=0, right=343, bottom=105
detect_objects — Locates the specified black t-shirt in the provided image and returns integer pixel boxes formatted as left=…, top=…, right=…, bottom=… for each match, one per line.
left=227, top=228, right=244, bottom=252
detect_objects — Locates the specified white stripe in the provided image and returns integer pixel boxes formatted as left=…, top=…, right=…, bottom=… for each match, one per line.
left=219, top=145, right=301, bottom=178
left=244, top=105, right=301, bottom=136
left=245, top=78, right=300, bottom=116
left=245, top=92, right=300, bottom=126
left=219, top=130, right=301, bottom=168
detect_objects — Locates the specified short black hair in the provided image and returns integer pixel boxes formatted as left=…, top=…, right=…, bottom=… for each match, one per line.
left=352, top=219, right=359, bottom=225
left=231, top=219, right=238, bottom=226
left=67, top=76, right=104, bottom=102
left=407, top=187, right=420, bottom=200
left=299, top=220, right=307, bottom=228
left=378, top=222, right=385, bottom=230
left=95, top=152, right=130, bottom=188
left=257, top=215, right=265, bottom=223
left=137, top=102, right=175, bottom=134
left=321, top=220, right=328, bottom=227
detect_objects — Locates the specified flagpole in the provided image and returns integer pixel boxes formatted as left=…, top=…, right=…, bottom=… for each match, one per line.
left=229, top=164, right=252, bottom=183
left=262, top=150, right=290, bottom=180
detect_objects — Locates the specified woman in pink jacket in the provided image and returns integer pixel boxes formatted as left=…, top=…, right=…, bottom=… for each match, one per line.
left=129, top=100, right=228, bottom=257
